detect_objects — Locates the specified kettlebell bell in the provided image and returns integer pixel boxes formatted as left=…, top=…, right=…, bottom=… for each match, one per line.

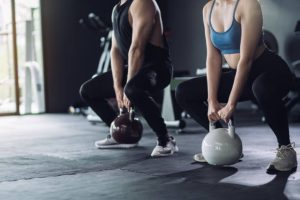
left=202, top=120, right=243, bottom=166
left=110, top=107, right=143, bottom=144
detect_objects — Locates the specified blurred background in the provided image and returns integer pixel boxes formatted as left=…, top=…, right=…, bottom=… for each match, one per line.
left=0, top=0, right=299, bottom=115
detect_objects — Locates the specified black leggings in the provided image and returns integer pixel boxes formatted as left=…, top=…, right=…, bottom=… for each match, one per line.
left=80, top=63, right=172, bottom=145
left=176, top=49, right=292, bottom=146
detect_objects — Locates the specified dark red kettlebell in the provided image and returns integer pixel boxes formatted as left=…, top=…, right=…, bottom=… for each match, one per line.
left=110, top=108, right=143, bottom=144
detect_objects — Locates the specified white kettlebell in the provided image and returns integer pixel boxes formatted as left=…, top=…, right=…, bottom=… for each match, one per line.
left=202, top=120, right=243, bottom=166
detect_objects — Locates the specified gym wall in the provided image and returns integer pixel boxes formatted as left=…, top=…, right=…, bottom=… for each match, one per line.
left=165, top=0, right=207, bottom=75
left=41, top=0, right=119, bottom=113
left=260, top=0, right=300, bottom=65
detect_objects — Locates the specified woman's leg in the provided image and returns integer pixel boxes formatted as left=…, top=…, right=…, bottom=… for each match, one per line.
left=251, top=71, right=292, bottom=146
left=250, top=51, right=297, bottom=173
left=175, top=69, right=251, bottom=130
left=251, top=69, right=298, bottom=173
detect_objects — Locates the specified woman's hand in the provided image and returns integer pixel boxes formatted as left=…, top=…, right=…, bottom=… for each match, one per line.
left=208, top=101, right=224, bottom=122
left=217, top=104, right=236, bottom=123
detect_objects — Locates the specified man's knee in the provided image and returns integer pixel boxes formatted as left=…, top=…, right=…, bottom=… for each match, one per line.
left=124, top=83, right=140, bottom=100
left=79, top=82, right=89, bottom=100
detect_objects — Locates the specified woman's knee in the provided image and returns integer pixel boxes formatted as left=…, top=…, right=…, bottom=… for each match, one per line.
left=175, top=82, right=188, bottom=105
left=252, top=79, right=278, bottom=106
left=175, top=78, right=207, bottom=106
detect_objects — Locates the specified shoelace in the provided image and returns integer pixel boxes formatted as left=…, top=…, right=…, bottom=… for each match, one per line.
left=276, top=142, right=295, bottom=158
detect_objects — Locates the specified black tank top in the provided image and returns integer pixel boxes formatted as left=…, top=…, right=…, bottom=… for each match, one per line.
left=112, top=0, right=170, bottom=64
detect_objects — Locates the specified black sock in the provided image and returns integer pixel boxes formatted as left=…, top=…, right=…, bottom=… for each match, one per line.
left=158, top=136, right=169, bottom=147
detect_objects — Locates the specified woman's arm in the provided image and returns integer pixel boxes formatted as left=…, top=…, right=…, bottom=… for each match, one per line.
left=219, top=0, right=263, bottom=122
left=203, top=3, right=223, bottom=122
left=228, top=0, right=263, bottom=107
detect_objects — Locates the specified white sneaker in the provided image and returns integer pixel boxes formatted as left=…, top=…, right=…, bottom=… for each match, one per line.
left=267, top=143, right=298, bottom=174
left=193, top=153, right=207, bottom=163
left=193, top=152, right=244, bottom=163
left=95, top=135, right=138, bottom=149
left=151, top=136, right=179, bottom=157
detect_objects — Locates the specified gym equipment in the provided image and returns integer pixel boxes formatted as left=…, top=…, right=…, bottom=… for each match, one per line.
left=162, top=76, right=193, bottom=132
left=110, top=108, right=143, bottom=144
left=18, top=11, right=45, bottom=114
left=263, top=29, right=279, bottom=54
left=79, top=13, right=112, bottom=75
left=71, top=13, right=113, bottom=122
left=23, top=62, right=45, bottom=114
left=202, top=120, right=243, bottom=166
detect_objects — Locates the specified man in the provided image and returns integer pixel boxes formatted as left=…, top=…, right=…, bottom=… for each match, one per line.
left=80, top=0, right=178, bottom=157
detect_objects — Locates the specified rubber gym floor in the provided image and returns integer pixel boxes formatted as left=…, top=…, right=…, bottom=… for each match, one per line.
left=0, top=109, right=300, bottom=200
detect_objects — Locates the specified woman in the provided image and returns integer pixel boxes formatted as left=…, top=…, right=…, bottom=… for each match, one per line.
left=176, top=0, right=297, bottom=173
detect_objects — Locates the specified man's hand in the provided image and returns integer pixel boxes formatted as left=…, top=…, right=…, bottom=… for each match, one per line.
left=123, top=94, right=131, bottom=111
left=115, top=87, right=124, bottom=109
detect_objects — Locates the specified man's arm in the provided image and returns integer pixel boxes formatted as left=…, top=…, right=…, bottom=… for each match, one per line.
left=111, top=32, right=125, bottom=108
left=127, top=0, right=156, bottom=82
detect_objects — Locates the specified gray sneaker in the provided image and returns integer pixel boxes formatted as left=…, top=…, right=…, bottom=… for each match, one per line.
left=95, top=135, right=138, bottom=149
left=267, top=143, right=298, bottom=174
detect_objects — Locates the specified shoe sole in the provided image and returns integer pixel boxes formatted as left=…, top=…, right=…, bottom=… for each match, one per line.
left=266, top=165, right=297, bottom=174
left=193, top=153, right=244, bottom=163
left=151, top=148, right=179, bottom=157
left=193, top=153, right=207, bottom=163
left=95, top=143, right=138, bottom=149
left=151, top=151, right=174, bottom=157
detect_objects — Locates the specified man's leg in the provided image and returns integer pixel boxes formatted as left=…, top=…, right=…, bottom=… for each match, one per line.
left=124, top=64, right=178, bottom=156
left=80, top=70, right=137, bottom=148
left=79, top=71, right=119, bottom=126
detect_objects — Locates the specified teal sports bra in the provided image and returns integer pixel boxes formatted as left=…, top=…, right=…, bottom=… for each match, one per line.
left=209, top=0, right=241, bottom=54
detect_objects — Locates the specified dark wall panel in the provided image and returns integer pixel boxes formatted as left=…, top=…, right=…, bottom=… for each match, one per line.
left=166, top=0, right=207, bottom=74
left=41, top=0, right=118, bottom=113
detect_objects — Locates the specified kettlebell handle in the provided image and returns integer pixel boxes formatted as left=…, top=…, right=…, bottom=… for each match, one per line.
left=209, top=119, right=236, bottom=138
left=119, top=107, right=127, bottom=115
left=129, top=107, right=135, bottom=121
left=119, top=107, right=135, bottom=122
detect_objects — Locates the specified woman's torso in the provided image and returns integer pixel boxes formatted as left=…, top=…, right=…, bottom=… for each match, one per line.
left=209, top=0, right=265, bottom=69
